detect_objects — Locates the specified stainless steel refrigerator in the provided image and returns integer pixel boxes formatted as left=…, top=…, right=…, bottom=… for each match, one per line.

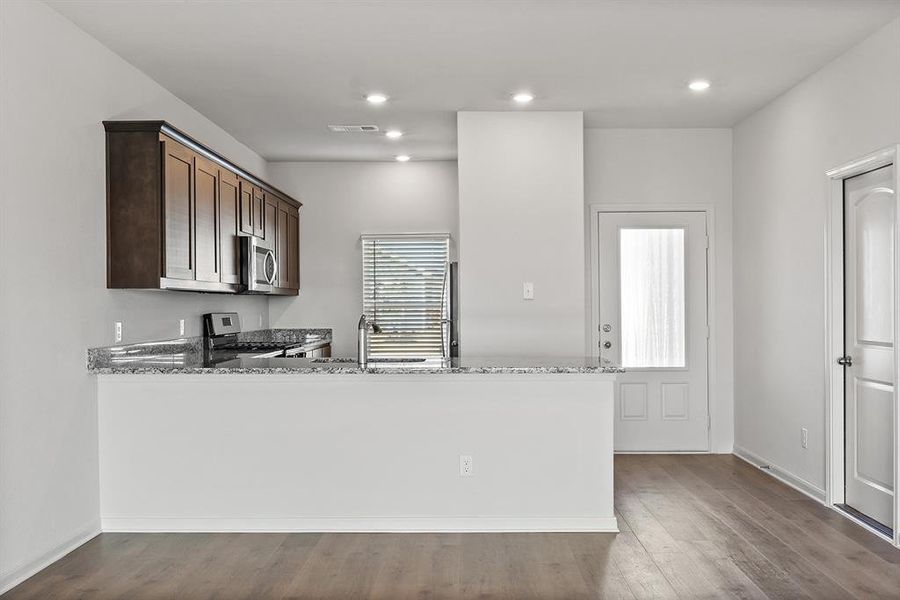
left=442, top=261, right=460, bottom=358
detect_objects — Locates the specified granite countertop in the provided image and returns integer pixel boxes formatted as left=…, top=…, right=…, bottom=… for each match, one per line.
left=88, top=334, right=622, bottom=375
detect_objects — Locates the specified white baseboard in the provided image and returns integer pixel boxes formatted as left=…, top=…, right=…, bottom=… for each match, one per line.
left=733, top=445, right=826, bottom=503
left=101, top=515, right=619, bottom=533
left=0, top=521, right=100, bottom=595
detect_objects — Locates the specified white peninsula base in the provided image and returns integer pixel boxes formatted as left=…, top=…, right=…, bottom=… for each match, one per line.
left=98, top=373, right=617, bottom=533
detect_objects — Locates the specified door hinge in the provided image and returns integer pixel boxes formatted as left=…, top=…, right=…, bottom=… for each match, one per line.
left=707, top=414, right=711, bottom=430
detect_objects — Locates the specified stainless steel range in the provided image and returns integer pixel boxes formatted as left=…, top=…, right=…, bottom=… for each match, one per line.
left=203, top=312, right=329, bottom=360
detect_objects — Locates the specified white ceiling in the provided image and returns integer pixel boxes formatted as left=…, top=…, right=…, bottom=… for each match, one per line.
left=50, top=0, right=900, bottom=162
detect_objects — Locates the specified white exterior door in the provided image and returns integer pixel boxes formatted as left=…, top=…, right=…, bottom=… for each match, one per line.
left=844, top=164, right=896, bottom=529
left=598, top=211, right=709, bottom=452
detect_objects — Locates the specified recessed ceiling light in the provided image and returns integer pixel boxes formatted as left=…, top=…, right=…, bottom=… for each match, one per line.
left=512, top=92, right=534, bottom=104
left=366, top=93, right=388, bottom=104
left=688, top=80, right=711, bottom=92
left=385, top=130, right=403, bottom=139
left=395, top=155, right=411, bottom=162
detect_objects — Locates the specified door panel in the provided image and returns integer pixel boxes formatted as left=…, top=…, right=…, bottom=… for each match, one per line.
left=598, top=211, right=708, bottom=451
left=264, top=197, right=278, bottom=284
left=845, top=164, right=896, bottom=528
left=239, top=179, right=254, bottom=235
left=219, top=170, right=241, bottom=285
left=276, top=201, right=289, bottom=288
left=285, top=207, right=300, bottom=290
left=264, top=196, right=277, bottom=246
left=162, top=139, right=194, bottom=280
left=194, top=156, right=219, bottom=283
left=253, top=188, right=265, bottom=237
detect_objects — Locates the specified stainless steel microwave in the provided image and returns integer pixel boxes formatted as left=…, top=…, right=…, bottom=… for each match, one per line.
left=240, top=235, right=276, bottom=293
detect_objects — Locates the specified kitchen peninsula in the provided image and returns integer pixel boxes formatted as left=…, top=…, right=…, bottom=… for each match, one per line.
left=90, top=336, right=620, bottom=534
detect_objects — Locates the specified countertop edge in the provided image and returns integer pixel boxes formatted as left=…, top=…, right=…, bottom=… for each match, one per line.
left=90, top=367, right=624, bottom=375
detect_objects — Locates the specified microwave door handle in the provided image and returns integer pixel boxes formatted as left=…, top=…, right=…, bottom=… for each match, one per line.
left=265, top=250, right=277, bottom=285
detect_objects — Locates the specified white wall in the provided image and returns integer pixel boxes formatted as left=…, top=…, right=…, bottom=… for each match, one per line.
left=0, top=1, right=270, bottom=591
left=457, top=112, right=585, bottom=356
left=733, top=18, right=900, bottom=491
left=267, top=161, right=459, bottom=357
left=584, top=129, right=735, bottom=452
left=97, top=374, right=616, bottom=532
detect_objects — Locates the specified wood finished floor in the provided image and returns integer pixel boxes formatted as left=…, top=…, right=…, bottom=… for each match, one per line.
left=5, top=454, right=900, bottom=599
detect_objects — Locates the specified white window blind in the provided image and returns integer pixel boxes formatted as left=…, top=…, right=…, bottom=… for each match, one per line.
left=362, top=234, right=450, bottom=358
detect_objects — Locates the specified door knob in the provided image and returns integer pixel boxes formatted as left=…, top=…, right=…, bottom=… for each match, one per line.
left=603, top=341, right=612, bottom=349
left=837, top=355, right=853, bottom=367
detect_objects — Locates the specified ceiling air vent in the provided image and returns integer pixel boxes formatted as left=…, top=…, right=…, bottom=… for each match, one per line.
left=328, top=125, right=380, bottom=133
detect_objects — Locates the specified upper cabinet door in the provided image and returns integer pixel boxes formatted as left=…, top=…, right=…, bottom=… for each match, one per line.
left=276, top=200, right=289, bottom=288
left=264, top=194, right=278, bottom=244
left=162, top=138, right=194, bottom=280
left=253, top=188, right=266, bottom=237
left=219, top=169, right=241, bottom=285
left=239, top=179, right=254, bottom=235
left=283, top=202, right=300, bottom=290
left=194, top=156, right=220, bottom=283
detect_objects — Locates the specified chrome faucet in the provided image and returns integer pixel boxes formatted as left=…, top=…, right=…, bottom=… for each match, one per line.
left=357, top=314, right=382, bottom=368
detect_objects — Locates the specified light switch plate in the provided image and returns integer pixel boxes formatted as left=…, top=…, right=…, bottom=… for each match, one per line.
left=114, top=321, right=122, bottom=343
left=178, top=319, right=185, bottom=336
left=523, top=282, right=534, bottom=300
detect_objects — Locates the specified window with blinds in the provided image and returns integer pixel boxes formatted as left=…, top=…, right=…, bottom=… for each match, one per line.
left=362, top=234, right=450, bottom=358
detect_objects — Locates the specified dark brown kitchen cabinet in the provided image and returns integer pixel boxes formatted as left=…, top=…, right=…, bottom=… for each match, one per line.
left=273, top=198, right=300, bottom=293
left=219, top=169, right=241, bottom=285
left=194, top=155, right=220, bottom=283
left=104, top=120, right=302, bottom=294
left=263, top=195, right=278, bottom=247
left=162, top=138, right=195, bottom=280
left=239, top=179, right=255, bottom=235
left=253, top=188, right=266, bottom=238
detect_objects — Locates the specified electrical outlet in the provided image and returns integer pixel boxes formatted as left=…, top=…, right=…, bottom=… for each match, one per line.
left=459, top=455, right=474, bottom=477
left=178, top=319, right=185, bottom=336
left=523, top=282, right=534, bottom=300
left=114, top=321, right=122, bottom=343
left=801, top=427, right=809, bottom=449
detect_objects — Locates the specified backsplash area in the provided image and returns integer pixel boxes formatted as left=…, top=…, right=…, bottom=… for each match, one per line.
left=103, top=290, right=269, bottom=346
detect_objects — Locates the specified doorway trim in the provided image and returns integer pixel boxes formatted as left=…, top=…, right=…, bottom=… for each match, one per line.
left=825, top=145, right=900, bottom=547
left=588, top=203, right=716, bottom=453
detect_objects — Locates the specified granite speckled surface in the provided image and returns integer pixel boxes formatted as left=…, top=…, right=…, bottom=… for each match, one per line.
left=87, top=329, right=332, bottom=372
left=88, top=329, right=622, bottom=375
left=89, top=353, right=623, bottom=375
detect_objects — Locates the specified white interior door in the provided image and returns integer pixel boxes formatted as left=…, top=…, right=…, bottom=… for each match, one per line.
left=844, top=164, right=896, bottom=529
left=598, top=211, right=709, bottom=452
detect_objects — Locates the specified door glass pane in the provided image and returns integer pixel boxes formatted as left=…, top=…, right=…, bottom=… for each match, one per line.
left=619, top=228, right=686, bottom=368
